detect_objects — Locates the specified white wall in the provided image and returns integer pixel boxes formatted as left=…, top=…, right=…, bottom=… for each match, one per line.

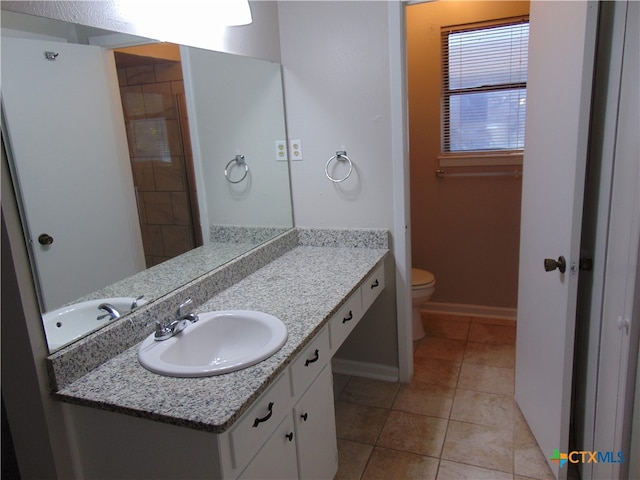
left=278, top=1, right=394, bottom=230
left=278, top=1, right=401, bottom=371
left=182, top=47, right=292, bottom=231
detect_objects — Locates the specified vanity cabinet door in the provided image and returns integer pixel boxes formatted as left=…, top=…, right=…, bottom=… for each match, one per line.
left=237, top=415, right=298, bottom=480
left=293, top=365, right=338, bottom=480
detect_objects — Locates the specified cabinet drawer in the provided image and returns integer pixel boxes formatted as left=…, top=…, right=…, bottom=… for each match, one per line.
left=229, top=371, right=293, bottom=469
left=361, top=263, right=385, bottom=312
left=328, top=293, right=363, bottom=353
left=290, top=327, right=330, bottom=397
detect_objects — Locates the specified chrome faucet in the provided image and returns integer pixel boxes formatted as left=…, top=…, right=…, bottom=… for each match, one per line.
left=97, top=303, right=122, bottom=321
left=154, top=298, right=199, bottom=341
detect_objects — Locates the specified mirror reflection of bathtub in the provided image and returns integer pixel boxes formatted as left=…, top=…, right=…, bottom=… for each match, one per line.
left=0, top=10, right=293, bottom=353
left=42, top=297, right=150, bottom=351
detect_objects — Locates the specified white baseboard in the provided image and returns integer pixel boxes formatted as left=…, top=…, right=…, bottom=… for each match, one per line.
left=420, top=301, right=517, bottom=321
left=331, top=358, right=399, bottom=382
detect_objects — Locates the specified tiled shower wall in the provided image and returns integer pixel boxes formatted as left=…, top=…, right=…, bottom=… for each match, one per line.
left=116, top=56, right=201, bottom=267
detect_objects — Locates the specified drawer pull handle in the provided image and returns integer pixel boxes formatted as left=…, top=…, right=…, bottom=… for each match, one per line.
left=252, top=402, right=274, bottom=428
left=342, top=311, right=353, bottom=323
left=305, top=349, right=320, bottom=366
left=371, top=279, right=379, bottom=289
left=301, top=413, right=308, bottom=421
left=286, top=432, right=294, bottom=442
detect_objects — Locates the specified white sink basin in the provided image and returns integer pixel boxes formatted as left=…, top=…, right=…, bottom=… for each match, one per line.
left=137, top=310, right=288, bottom=377
left=44, top=297, right=148, bottom=350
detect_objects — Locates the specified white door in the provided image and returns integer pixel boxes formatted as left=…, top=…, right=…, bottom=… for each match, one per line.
left=515, top=2, right=599, bottom=479
left=1, top=37, right=145, bottom=311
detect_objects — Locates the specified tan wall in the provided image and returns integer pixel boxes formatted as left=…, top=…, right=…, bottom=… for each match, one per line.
left=407, top=0, right=529, bottom=309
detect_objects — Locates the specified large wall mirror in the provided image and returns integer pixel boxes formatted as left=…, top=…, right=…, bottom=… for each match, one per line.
left=1, top=10, right=293, bottom=353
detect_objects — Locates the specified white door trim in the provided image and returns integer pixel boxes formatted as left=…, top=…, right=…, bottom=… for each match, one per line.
left=388, top=1, right=413, bottom=383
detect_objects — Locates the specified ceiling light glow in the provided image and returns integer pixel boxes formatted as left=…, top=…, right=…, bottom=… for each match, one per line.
left=115, top=0, right=252, bottom=33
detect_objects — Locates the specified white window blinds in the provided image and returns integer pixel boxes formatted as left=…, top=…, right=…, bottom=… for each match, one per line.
left=442, top=18, right=529, bottom=155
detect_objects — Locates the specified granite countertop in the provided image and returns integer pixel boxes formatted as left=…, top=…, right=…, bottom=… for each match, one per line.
left=56, top=245, right=388, bottom=434
left=73, top=241, right=259, bottom=305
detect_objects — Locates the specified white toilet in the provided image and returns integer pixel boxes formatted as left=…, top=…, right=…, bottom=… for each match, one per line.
left=411, top=268, right=436, bottom=341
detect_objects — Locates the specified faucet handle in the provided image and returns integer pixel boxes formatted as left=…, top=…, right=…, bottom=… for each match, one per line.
left=154, top=320, right=172, bottom=340
left=177, top=298, right=193, bottom=317
left=131, top=295, right=144, bottom=310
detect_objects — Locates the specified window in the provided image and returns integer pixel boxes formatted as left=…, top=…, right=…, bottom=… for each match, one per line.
left=441, top=17, right=529, bottom=165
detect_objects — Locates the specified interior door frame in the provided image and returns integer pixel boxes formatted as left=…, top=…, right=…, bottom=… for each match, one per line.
left=571, top=2, right=635, bottom=478
left=591, top=1, right=640, bottom=477
left=389, top=0, right=413, bottom=383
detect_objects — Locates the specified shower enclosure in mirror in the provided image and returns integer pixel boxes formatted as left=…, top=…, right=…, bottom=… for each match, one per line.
left=114, top=43, right=203, bottom=267
left=1, top=10, right=293, bottom=353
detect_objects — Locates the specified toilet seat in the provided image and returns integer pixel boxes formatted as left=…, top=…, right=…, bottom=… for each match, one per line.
left=412, top=268, right=435, bottom=289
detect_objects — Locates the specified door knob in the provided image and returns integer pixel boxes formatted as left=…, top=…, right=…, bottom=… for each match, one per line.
left=544, top=256, right=566, bottom=273
left=38, top=233, right=54, bottom=245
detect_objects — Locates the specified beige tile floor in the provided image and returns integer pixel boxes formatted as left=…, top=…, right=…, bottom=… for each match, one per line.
left=333, top=312, right=556, bottom=480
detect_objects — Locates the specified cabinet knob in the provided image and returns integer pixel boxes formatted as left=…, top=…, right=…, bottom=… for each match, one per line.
left=285, top=432, right=294, bottom=442
left=300, top=413, right=308, bottom=422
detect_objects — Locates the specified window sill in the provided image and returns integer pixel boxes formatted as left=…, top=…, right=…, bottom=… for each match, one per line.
left=438, top=152, right=523, bottom=167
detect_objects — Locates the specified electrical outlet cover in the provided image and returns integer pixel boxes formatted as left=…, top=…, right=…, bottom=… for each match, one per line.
left=275, top=140, right=288, bottom=161
left=289, top=139, right=303, bottom=161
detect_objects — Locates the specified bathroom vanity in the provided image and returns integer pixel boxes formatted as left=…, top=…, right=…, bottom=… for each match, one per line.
left=51, top=229, right=388, bottom=479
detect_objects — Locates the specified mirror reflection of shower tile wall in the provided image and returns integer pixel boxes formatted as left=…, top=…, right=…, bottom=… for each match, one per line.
left=115, top=51, right=202, bottom=267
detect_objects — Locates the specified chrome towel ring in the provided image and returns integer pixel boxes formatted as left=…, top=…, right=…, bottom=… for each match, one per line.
left=225, top=154, right=249, bottom=184
left=325, top=151, right=352, bottom=183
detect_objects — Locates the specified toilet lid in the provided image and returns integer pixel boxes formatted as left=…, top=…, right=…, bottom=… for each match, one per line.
left=412, top=268, right=435, bottom=287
